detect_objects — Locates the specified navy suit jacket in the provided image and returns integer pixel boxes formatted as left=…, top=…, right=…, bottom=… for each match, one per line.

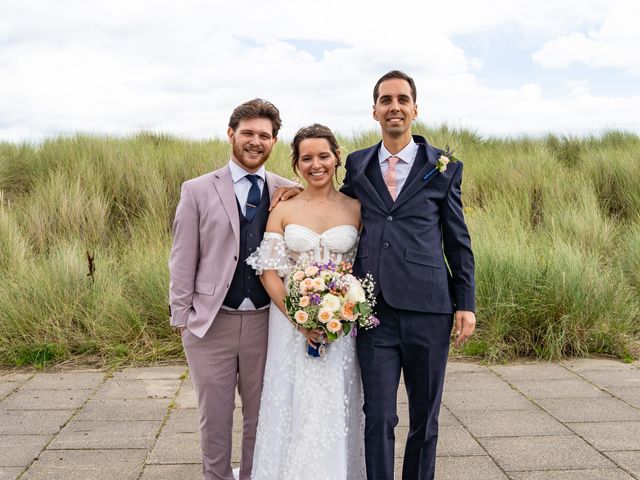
left=341, top=135, right=475, bottom=314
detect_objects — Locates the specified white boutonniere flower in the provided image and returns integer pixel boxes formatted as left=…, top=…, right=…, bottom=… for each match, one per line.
left=436, top=155, right=450, bottom=173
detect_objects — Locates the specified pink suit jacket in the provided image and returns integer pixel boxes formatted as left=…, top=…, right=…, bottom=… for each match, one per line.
left=169, top=165, right=295, bottom=338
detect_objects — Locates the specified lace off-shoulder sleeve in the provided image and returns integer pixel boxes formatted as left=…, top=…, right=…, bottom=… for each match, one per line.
left=246, top=232, right=288, bottom=276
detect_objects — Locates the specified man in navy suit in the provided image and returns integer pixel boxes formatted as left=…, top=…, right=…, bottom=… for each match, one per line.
left=340, top=70, right=476, bottom=480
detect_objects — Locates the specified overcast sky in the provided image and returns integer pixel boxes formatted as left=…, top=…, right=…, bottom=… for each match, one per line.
left=1, top=0, right=638, bottom=142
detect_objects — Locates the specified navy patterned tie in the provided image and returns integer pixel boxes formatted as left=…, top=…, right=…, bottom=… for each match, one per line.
left=245, top=174, right=261, bottom=221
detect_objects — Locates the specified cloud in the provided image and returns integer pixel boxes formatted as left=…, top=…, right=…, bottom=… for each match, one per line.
left=0, top=0, right=638, bottom=142
left=532, top=1, right=640, bottom=75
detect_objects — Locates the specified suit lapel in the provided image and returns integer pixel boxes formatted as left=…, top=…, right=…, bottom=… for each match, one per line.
left=391, top=142, right=438, bottom=212
left=211, top=166, right=240, bottom=242
left=358, top=143, right=391, bottom=211
left=265, top=171, right=282, bottom=199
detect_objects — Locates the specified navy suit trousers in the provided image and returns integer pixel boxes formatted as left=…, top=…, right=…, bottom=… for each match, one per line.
left=357, top=296, right=453, bottom=480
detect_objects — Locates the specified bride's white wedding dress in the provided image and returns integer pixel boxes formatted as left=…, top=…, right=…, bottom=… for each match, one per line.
left=246, top=224, right=366, bottom=480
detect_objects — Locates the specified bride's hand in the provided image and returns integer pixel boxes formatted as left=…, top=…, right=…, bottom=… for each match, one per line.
left=296, top=326, right=326, bottom=345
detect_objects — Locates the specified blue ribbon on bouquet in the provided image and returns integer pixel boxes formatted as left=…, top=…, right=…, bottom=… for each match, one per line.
left=307, top=341, right=326, bottom=357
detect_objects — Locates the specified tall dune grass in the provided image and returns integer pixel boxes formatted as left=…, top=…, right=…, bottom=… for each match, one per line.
left=0, top=126, right=638, bottom=367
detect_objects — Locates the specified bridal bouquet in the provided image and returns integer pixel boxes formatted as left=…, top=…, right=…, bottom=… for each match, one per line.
left=285, top=259, right=379, bottom=357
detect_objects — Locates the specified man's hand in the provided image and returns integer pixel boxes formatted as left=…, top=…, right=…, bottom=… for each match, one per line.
left=176, top=326, right=186, bottom=338
left=269, top=186, right=303, bottom=211
left=453, top=310, right=476, bottom=347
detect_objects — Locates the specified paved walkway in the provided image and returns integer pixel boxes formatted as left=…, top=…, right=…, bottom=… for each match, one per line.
left=1, top=358, right=639, bottom=479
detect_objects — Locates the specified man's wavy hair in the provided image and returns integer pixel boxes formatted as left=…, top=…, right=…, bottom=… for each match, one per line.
left=228, top=98, right=282, bottom=137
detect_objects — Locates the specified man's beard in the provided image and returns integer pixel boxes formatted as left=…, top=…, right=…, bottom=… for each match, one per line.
left=232, top=140, right=269, bottom=170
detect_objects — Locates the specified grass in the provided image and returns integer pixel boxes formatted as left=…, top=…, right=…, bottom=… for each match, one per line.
left=0, top=125, right=639, bottom=367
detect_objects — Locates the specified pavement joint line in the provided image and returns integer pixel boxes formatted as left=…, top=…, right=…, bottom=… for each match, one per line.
left=14, top=371, right=110, bottom=480
left=560, top=362, right=640, bottom=412
left=136, top=366, right=189, bottom=480
left=441, top=366, right=512, bottom=479
left=494, top=364, right=640, bottom=480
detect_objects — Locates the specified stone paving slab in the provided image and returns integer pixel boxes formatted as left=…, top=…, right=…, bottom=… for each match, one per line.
left=0, top=384, right=21, bottom=400
left=570, top=421, right=640, bottom=451
left=434, top=456, right=508, bottom=479
left=0, top=467, right=23, bottom=480
left=19, top=372, right=104, bottom=390
left=173, top=380, right=197, bottom=409
left=48, top=420, right=163, bottom=450
left=509, top=469, right=636, bottom=479
left=564, top=358, right=639, bottom=371
left=479, top=435, right=615, bottom=472
left=147, top=432, right=202, bottom=464
left=111, top=366, right=187, bottom=380
left=1, top=389, right=93, bottom=410
left=139, top=464, right=201, bottom=480
left=455, top=409, right=570, bottom=437
left=93, top=379, right=180, bottom=400
left=74, top=398, right=170, bottom=422
left=2, top=359, right=639, bottom=479
left=0, top=435, right=52, bottom=467
left=434, top=425, right=485, bottom=457
left=606, top=451, right=640, bottom=477
left=21, top=449, right=147, bottom=480
left=510, top=378, right=612, bottom=399
left=491, top=362, right=578, bottom=381
left=162, top=408, right=198, bottom=433
left=535, top=397, right=640, bottom=423
left=576, top=369, right=640, bottom=389
left=444, top=371, right=509, bottom=391
left=0, top=410, right=74, bottom=435
left=443, top=387, right=535, bottom=412
left=607, top=386, right=640, bottom=408
left=0, top=373, right=33, bottom=383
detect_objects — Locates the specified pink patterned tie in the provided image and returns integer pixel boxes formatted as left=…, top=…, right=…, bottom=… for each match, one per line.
left=384, top=155, right=400, bottom=200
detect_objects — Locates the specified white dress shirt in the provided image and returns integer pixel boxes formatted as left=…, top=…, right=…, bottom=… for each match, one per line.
left=227, top=160, right=267, bottom=310
left=378, top=138, right=418, bottom=196
left=228, top=160, right=266, bottom=216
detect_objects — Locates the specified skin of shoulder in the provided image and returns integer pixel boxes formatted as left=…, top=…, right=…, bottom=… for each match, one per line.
left=264, top=198, right=292, bottom=234
left=337, top=192, right=361, bottom=228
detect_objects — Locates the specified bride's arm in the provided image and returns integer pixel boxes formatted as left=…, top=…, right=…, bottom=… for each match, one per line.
left=260, top=204, right=288, bottom=316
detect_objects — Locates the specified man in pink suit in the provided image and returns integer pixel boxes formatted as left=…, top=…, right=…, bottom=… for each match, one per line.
left=169, top=98, right=296, bottom=480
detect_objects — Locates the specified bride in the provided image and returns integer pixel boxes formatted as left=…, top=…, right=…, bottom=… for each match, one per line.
left=246, top=124, right=366, bottom=479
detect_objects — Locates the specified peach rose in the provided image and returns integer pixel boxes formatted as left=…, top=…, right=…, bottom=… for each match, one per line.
left=301, top=278, right=315, bottom=292
left=318, top=308, right=333, bottom=324
left=326, top=318, right=342, bottom=334
left=299, top=296, right=310, bottom=307
left=312, top=277, right=326, bottom=291
left=293, top=270, right=306, bottom=282
left=294, top=310, right=308, bottom=324
left=341, top=301, right=359, bottom=321
left=304, top=265, right=319, bottom=277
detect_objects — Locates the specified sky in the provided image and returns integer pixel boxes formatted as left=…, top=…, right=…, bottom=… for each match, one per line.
left=1, top=0, right=639, bottom=142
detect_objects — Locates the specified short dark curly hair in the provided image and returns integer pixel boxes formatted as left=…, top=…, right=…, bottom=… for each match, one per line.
left=228, top=98, right=282, bottom=137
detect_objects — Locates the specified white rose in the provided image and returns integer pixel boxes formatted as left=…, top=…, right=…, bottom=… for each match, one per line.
left=344, top=275, right=366, bottom=303
left=321, top=293, right=341, bottom=312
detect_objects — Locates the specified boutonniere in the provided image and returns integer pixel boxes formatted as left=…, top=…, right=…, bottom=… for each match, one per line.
left=423, top=146, right=459, bottom=182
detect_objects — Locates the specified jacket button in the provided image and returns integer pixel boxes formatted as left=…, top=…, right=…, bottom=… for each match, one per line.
left=226, top=283, right=230, bottom=288
left=383, top=242, right=390, bottom=249
left=234, top=256, right=238, bottom=261
left=387, top=216, right=393, bottom=222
